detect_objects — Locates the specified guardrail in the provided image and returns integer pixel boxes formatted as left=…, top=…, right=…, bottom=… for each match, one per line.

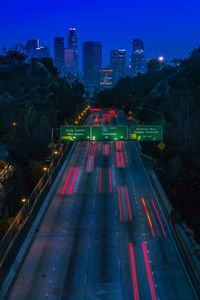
left=149, top=169, right=200, bottom=297
left=0, top=140, right=73, bottom=291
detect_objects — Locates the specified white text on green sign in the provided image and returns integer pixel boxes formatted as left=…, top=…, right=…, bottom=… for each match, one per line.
left=130, top=125, right=163, bottom=141
left=60, top=126, right=91, bottom=141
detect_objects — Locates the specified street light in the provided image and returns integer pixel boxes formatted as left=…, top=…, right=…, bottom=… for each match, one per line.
left=43, top=166, right=50, bottom=179
left=21, top=198, right=27, bottom=203
left=158, top=56, right=164, bottom=62
left=21, top=197, right=30, bottom=214
left=53, top=150, right=59, bottom=156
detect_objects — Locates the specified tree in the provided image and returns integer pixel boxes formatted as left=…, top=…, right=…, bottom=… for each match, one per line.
left=5, top=50, right=26, bottom=64
left=147, top=59, right=161, bottom=72
left=39, top=57, right=59, bottom=76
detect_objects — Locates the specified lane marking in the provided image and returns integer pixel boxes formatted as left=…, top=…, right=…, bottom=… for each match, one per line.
left=116, top=151, right=120, bottom=168
left=142, top=242, right=157, bottom=300
left=98, top=167, right=102, bottom=193
left=117, top=185, right=123, bottom=222
left=102, top=144, right=105, bottom=156
left=151, top=199, right=167, bottom=237
left=108, top=167, right=112, bottom=193
left=86, top=143, right=92, bottom=171
left=92, top=142, right=97, bottom=171
left=125, top=186, right=133, bottom=222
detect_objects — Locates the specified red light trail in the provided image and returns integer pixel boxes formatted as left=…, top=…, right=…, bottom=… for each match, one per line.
left=142, top=197, right=155, bottom=237
left=129, top=242, right=140, bottom=300
left=68, top=167, right=79, bottom=195
left=142, top=242, right=157, bottom=300
left=60, top=167, right=73, bottom=195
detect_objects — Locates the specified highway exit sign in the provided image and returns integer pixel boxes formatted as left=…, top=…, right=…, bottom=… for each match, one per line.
left=91, top=126, right=128, bottom=141
left=130, top=125, right=163, bottom=141
left=60, top=126, right=91, bottom=141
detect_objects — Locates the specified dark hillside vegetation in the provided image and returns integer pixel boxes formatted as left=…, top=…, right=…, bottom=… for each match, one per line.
left=0, top=52, right=85, bottom=231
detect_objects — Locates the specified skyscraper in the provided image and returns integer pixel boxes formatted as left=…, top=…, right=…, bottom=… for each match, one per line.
left=26, top=39, right=40, bottom=60
left=54, top=37, right=65, bottom=72
left=68, top=27, right=78, bottom=79
left=82, top=41, right=102, bottom=90
left=64, top=48, right=74, bottom=79
left=99, top=67, right=113, bottom=90
left=110, top=49, right=126, bottom=84
left=131, top=39, right=147, bottom=76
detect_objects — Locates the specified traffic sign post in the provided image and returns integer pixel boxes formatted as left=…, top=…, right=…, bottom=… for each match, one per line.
left=128, top=110, right=133, bottom=115
left=130, top=125, right=163, bottom=141
left=157, top=141, right=166, bottom=150
left=91, top=126, right=128, bottom=141
left=60, top=126, right=91, bottom=141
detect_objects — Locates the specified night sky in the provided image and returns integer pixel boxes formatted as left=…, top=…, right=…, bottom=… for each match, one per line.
left=0, top=0, right=200, bottom=68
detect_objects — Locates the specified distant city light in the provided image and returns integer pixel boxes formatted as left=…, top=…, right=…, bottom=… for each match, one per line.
left=158, top=56, right=164, bottom=62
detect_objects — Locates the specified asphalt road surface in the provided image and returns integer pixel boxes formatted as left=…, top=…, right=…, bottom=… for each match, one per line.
left=8, top=110, right=197, bottom=300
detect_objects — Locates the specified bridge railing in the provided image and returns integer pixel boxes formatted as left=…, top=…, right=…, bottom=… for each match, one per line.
left=149, top=169, right=200, bottom=298
left=0, top=141, right=72, bottom=290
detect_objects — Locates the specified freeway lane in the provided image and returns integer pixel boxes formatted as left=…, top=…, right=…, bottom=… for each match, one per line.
left=8, top=110, right=197, bottom=300
left=115, top=111, right=197, bottom=299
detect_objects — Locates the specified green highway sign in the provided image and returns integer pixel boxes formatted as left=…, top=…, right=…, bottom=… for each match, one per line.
left=91, top=126, right=128, bottom=141
left=60, top=126, right=91, bottom=141
left=60, top=125, right=163, bottom=141
left=130, top=125, right=163, bottom=141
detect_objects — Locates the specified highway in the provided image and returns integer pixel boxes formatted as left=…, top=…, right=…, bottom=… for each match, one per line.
left=8, top=110, right=197, bottom=300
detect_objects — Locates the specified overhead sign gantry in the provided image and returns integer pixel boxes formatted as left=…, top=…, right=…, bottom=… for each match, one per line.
left=60, top=125, right=163, bottom=141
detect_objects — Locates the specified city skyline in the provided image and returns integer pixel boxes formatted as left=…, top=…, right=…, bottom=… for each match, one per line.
left=1, top=0, right=200, bottom=67
left=28, top=35, right=148, bottom=89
